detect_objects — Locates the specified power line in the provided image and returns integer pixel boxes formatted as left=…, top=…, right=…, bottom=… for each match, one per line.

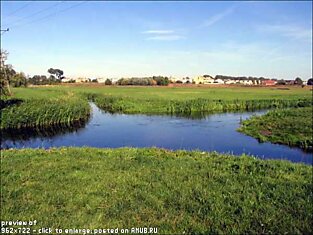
left=2, top=1, right=64, bottom=28
left=7, top=1, right=88, bottom=28
left=4, top=2, right=32, bottom=18
left=5, top=1, right=87, bottom=29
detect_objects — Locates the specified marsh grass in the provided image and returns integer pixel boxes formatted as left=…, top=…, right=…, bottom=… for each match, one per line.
left=238, top=107, right=313, bottom=150
left=92, top=95, right=312, bottom=114
left=3, top=86, right=311, bottom=134
left=1, top=148, right=312, bottom=234
left=0, top=96, right=90, bottom=130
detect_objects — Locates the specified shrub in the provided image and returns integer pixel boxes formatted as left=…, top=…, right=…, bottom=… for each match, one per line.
left=105, top=79, right=112, bottom=85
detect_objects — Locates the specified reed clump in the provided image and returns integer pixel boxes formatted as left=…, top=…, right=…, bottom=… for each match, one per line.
left=1, top=96, right=90, bottom=130
left=92, top=95, right=312, bottom=114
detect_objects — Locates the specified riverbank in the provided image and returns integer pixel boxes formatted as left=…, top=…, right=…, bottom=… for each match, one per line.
left=1, top=93, right=90, bottom=130
left=1, top=86, right=311, bottom=129
left=1, top=147, right=312, bottom=234
left=92, top=95, right=310, bottom=114
left=238, top=107, right=313, bottom=151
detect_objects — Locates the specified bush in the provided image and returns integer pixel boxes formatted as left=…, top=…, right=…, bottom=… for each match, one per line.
left=105, top=79, right=112, bottom=85
left=152, top=76, right=169, bottom=86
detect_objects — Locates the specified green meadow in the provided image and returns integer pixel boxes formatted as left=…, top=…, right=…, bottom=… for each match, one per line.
left=1, top=85, right=311, bottom=129
left=10, top=85, right=313, bottom=101
left=1, top=148, right=312, bottom=234
left=1, top=85, right=312, bottom=234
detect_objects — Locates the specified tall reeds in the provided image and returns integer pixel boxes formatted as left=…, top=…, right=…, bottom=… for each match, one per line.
left=92, top=95, right=312, bottom=114
left=1, top=97, right=90, bottom=130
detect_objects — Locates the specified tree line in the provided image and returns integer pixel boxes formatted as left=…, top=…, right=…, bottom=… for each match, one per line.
left=1, top=50, right=65, bottom=95
left=116, top=76, right=169, bottom=86
left=1, top=49, right=312, bottom=96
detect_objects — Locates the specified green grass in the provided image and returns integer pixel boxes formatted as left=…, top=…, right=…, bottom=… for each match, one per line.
left=2, top=86, right=313, bottom=234
left=14, top=85, right=313, bottom=113
left=2, top=85, right=311, bottom=130
left=56, top=85, right=313, bottom=101
left=92, top=95, right=311, bottom=114
left=1, top=92, right=90, bottom=130
left=1, top=147, right=312, bottom=234
left=238, top=107, right=313, bottom=150
left=12, top=85, right=313, bottom=101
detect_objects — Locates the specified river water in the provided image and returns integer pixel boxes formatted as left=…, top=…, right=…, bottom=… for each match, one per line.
left=2, top=103, right=312, bottom=164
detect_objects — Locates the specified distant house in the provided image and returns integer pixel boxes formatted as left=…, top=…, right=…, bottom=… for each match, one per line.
left=193, top=76, right=204, bottom=84
left=61, top=78, right=75, bottom=83
left=75, top=78, right=90, bottom=83
left=182, top=77, right=192, bottom=83
left=97, top=78, right=107, bottom=83
left=285, top=80, right=295, bottom=85
left=241, top=80, right=253, bottom=85
left=225, top=79, right=236, bottom=84
left=171, top=77, right=193, bottom=84
left=194, top=75, right=215, bottom=84
left=214, top=78, right=224, bottom=84
left=253, top=80, right=261, bottom=85
left=262, top=80, right=276, bottom=86
left=169, top=76, right=180, bottom=83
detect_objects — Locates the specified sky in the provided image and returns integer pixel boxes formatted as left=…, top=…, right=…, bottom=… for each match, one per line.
left=1, top=1, right=312, bottom=80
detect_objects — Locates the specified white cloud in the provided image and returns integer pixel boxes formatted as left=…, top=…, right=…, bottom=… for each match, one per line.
left=142, top=30, right=174, bottom=34
left=142, top=29, right=185, bottom=41
left=201, top=7, right=234, bottom=28
left=146, top=35, right=185, bottom=41
left=257, top=24, right=312, bottom=42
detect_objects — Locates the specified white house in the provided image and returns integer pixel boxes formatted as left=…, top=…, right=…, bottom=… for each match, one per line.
left=97, top=78, right=107, bottom=83
left=61, top=78, right=75, bottom=83
left=213, top=79, right=224, bottom=84
left=225, top=79, right=236, bottom=84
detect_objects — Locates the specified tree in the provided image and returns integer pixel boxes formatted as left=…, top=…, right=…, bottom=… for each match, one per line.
left=276, top=79, right=286, bottom=85
left=0, top=50, right=15, bottom=96
left=307, top=78, right=313, bottom=86
left=10, top=72, right=27, bottom=87
left=152, top=76, right=169, bottom=86
left=105, top=79, right=112, bottom=85
left=48, top=68, right=64, bottom=80
left=294, top=77, right=303, bottom=85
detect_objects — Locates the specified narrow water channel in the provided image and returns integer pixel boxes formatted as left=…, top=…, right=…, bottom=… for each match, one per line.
left=2, top=103, right=312, bottom=164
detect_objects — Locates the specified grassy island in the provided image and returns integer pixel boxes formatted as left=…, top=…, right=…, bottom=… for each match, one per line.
left=239, top=107, right=313, bottom=150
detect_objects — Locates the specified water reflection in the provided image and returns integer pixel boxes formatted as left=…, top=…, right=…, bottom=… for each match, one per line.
left=1, top=120, right=87, bottom=149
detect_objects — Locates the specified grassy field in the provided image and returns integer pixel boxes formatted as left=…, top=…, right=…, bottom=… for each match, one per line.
left=1, top=91, right=90, bottom=130
left=238, top=107, right=313, bottom=151
left=58, top=84, right=313, bottom=101
left=7, top=85, right=313, bottom=115
left=2, top=86, right=312, bottom=234
left=11, top=85, right=313, bottom=101
left=1, top=147, right=312, bottom=234
left=2, top=84, right=311, bottom=131
left=83, top=85, right=312, bottom=114
left=92, top=95, right=311, bottom=114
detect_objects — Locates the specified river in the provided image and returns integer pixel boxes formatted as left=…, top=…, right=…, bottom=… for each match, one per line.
left=2, top=103, right=312, bottom=164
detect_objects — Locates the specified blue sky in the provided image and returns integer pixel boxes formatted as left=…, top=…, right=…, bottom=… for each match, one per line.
left=1, top=1, right=312, bottom=79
